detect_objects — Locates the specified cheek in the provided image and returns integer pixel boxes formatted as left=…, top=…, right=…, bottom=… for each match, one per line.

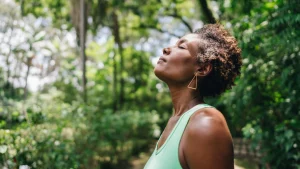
left=170, top=56, right=195, bottom=72
left=171, top=61, right=195, bottom=80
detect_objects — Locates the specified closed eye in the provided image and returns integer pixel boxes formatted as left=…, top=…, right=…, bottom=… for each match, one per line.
left=178, top=45, right=186, bottom=49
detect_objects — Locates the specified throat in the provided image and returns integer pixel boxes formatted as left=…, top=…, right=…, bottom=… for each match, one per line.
left=169, top=88, right=204, bottom=116
left=173, top=103, right=201, bottom=116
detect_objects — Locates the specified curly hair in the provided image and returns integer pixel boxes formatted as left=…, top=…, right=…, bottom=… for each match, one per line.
left=193, top=24, right=242, bottom=97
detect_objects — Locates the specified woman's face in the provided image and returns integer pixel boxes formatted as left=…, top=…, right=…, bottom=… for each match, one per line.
left=154, top=34, right=200, bottom=84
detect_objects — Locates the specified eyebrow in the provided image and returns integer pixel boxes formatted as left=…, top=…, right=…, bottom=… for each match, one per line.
left=176, top=39, right=187, bottom=45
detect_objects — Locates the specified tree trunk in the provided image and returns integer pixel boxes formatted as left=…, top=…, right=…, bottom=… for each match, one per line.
left=112, top=11, right=125, bottom=110
left=70, top=0, right=81, bottom=46
left=80, top=0, right=87, bottom=103
left=197, top=0, right=216, bottom=23
left=112, top=49, right=118, bottom=112
left=6, top=27, right=13, bottom=97
left=70, top=0, right=87, bottom=102
left=24, top=57, right=33, bottom=99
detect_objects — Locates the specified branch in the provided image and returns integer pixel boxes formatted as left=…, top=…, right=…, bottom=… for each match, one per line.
left=136, top=24, right=181, bottom=38
left=168, top=14, right=193, bottom=32
left=198, top=0, right=216, bottom=24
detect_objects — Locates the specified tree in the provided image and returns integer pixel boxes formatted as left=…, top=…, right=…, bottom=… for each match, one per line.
left=17, top=0, right=198, bottom=110
left=214, top=0, right=300, bottom=168
left=197, top=0, right=216, bottom=23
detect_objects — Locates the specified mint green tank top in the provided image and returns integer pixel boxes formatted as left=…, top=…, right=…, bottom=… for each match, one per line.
left=144, top=104, right=213, bottom=169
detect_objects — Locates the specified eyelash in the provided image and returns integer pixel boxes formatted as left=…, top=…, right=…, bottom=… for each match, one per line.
left=178, top=46, right=185, bottom=49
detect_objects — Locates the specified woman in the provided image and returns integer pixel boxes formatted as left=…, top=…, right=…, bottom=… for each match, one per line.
left=144, top=24, right=242, bottom=169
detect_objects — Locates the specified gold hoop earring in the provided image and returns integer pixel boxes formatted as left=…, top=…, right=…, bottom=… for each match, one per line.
left=187, top=73, right=198, bottom=90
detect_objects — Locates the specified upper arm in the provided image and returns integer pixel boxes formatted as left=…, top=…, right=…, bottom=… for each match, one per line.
left=183, top=109, right=234, bottom=169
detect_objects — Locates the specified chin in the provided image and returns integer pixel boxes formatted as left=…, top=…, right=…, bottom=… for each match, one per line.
left=154, top=65, right=169, bottom=83
left=154, top=65, right=164, bottom=80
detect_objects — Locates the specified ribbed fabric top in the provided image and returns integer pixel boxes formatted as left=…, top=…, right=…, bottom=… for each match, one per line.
left=144, top=104, right=213, bottom=169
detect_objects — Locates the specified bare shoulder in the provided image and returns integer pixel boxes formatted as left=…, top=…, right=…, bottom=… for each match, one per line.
left=182, top=107, right=234, bottom=169
left=187, top=107, right=231, bottom=140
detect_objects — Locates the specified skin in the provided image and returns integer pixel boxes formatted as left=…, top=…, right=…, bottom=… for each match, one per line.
left=154, top=34, right=234, bottom=169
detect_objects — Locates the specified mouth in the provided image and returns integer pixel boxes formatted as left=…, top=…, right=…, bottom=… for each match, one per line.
left=158, top=56, right=167, bottom=62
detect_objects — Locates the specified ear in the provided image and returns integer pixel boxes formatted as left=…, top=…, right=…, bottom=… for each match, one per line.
left=196, top=63, right=212, bottom=77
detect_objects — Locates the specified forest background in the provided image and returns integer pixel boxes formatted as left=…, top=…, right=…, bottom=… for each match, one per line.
left=0, top=0, right=299, bottom=168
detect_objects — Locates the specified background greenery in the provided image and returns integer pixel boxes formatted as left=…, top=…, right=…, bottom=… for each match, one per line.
left=0, top=0, right=299, bottom=168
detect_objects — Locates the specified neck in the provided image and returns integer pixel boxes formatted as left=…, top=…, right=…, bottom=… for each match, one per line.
left=168, top=84, right=204, bottom=117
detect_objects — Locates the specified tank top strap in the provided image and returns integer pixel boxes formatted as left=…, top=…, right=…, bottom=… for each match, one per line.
left=183, top=104, right=212, bottom=119
left=155, top=104, right=213, bottom=154
left=168, top=103, right=213, bottom=144
left=144, top=104, right=213, bottom=169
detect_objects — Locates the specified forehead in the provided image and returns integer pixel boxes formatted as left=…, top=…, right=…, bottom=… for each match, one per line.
left=177, top=34, right=200, bottom=52
left=177, top=34, right=200, bottom=45
left=181, top=33, right=199, bottom=40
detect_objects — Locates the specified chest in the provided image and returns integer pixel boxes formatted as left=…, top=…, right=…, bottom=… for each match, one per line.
left=154, top=116, right=190, bottom=169
left=157, top=117, right=180, bottom=150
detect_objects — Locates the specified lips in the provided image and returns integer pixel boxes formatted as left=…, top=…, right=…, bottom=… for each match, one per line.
left=158, top=56, right=167, bottom=62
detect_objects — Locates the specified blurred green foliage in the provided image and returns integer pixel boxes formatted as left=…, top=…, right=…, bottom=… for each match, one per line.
left=0, top=0, right=299, bottom=169
left=214, top=0, right=300, bottom=168
left=1, top=91, right=160, bottom=168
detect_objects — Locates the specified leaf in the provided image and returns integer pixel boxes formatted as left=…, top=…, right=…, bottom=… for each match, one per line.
left=0, top=145, right=7, bottom=154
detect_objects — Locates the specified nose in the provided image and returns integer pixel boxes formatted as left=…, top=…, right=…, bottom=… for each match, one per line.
left=163, top=47, right=171, bottom=55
